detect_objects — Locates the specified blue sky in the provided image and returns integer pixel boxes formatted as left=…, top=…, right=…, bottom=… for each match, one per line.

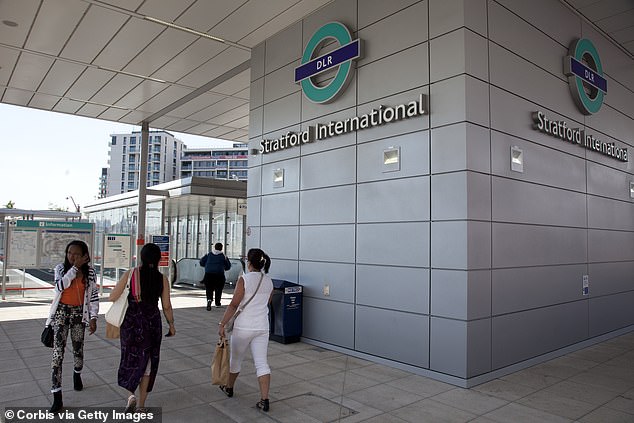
left=0, top=103, right=233, bottom=211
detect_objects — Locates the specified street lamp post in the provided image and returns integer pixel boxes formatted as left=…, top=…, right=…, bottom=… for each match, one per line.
left=66, top=196, right=80, bottom=213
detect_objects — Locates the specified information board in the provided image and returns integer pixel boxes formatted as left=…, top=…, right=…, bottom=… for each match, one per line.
left=103, top=234, right=132, bottom=268
left=152, top=235, right=170, bottom=267
left=6, top=220, right=94, bottom=269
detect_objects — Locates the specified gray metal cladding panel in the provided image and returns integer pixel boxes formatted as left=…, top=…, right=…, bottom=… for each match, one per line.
left=603, top=77, right=634, bottom=121
left=246, top=196, right=261, bottom=226
left=264, top=21, right=301, bottom=74
left=431, top=269, right=491, bottom=320
left=428, top=0, right=488, bottom=39
left=264, top=60, right=301, bottom=105
left=250, top=42, right=265, bottom=82
left=431, top=123, right=491, bottom=174
left=261, top=192, right=299, bottom=226
left=490, top=130, right=587, bottom=193
left=495, top=0, right=580, bottom=46
left=357, top=222, right=430, bottom=267
left=261, top=158, right=300, bottom=195
left=249, top=105, right=263, bottom=138
left=303, top=297, right=354, bottom=349
left=489, top=87, right=585, bottom=161
left=584, top=103, right=634, bottom=147
left=357, top=176, right=430, bottom=223
left=246, top=164, right=262, bottom=197
left=355, top=305, right=429, bottom=368
left=491, top=301, right=588, bottom=369
left=358, top=0, right=420, bottom=31
left=588, top=195, right=634, bottom=231
left=245, top=226, right=261, bottom=251
left=488, top=1, right=568, bottom=81
left=302, top=0, right=357, bottom=43
left=589, top=292, right=634, bottom=337
left=299, top=261, right=355, bottom=302
left=300, top=108, right=357, bottom=155
left=491, top=264, right=587, bottom=315
left=431, top=171, right=491, bottom=221
left=430, top=75, right=490, bottom=128
left=587, top=162, right=634, bottom=203
left=588, top=262, right=634, bottom=296
left=358, top=1, right=428, bottom=66
left=300, top=185, right=356, bottom=225
left=300, top=146, right=356, bottom=190
left=430, top=28, right=488, bottom=84
left=431, top=221, right=491, bottom=270
left=250, top=77, right=264, bottom=111
left=491, top=176, right=587, bottom=227
left=430, top=317, right=491, bottom=378
left=299, top=224, right=355, bottom=262
left=588, top=229, right=634, bottom=263
left=489, top=43, right=578, bottom=121
left=260, top=226, right=298, bottom=260
left=262, top=92, right=302, bottom=134
left=357, top=88, right=430, bottom=144
left=357, top=130, right=430, bottom=183
left=269, top=258, right=299, bottom=283
left=492, top=223, right=587, bottom=268
left=356, top=264, right=429, bottom=314
left=357, top=42, right=429, bottom=105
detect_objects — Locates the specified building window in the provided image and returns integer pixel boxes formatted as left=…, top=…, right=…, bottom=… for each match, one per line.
left=130, top=136, right=136, bottom=145
left=111, top=136, right=117, bottom=145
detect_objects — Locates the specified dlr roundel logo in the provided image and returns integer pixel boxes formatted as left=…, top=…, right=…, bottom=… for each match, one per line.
left=294, top=22, right=362, bottom=104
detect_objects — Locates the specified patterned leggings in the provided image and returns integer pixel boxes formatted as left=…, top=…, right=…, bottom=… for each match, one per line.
left=51, top=304, right=85, bottom=392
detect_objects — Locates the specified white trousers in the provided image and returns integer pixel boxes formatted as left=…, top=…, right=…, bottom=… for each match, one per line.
left=229, top=329, right=270, bottom=377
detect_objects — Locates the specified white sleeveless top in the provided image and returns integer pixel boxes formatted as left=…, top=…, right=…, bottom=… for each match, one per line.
left=234, top=271, right=273, bottom=331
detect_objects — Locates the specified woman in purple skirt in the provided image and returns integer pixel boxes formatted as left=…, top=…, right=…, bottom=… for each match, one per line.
left=109, top=243, right=175, bottom=411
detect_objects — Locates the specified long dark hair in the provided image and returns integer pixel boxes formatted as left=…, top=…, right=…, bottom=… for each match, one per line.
left=247, top=248, right=271, bottom=274
left=63, top=240, right=90, bottom=276
left=139, top=243, right=163, bottom=302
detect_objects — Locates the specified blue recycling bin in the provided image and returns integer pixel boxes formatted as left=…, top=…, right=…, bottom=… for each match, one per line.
left=269, top=279, right=303, bottom=344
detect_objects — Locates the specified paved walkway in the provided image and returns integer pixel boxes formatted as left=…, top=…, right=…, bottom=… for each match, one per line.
left=1, top=289, right=633, bottom=423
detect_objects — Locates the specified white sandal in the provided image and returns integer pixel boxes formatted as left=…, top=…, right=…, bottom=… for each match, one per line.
left=125, top=395, right=136, bottom=412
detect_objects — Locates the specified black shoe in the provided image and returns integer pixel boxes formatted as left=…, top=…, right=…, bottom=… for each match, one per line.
left=73, top=372, right=83, bottom=391
left=206, top=300, right=212, bottom=311
left=256, top=398, right=269, bottom=412
left=50, top=391, right=63, bottom=412
left=219, top=385, right=233, bottom=397
left=215, top=303, right=222, bottom=307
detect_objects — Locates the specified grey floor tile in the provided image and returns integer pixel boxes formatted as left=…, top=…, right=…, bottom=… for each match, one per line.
left=386, top=374, right=454, bottom=397
left=350, top=364, right=413, bottom=384
left=499, top=368, right=563, bottom=390
left=516, top=389, right=598, bottom=420
left=472, top=378, right=538, bottom=402
left=577, top=406, right=634, bottom=423
left=392, top=398, right=478, bottom=423
left=310, top=369, right=383, bottom=396
left=345, top=382, right=425, bottom=412
left=540, top=379, right=622, bottom=405
left=604, top=390, right=634, bottom=415
left=431, top=387, right=509, bottom=415
left=483, top=402, right=574, bottom=423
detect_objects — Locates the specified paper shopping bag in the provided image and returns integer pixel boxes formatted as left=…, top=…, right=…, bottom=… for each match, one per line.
left=211, top=337, right=230, bottom=385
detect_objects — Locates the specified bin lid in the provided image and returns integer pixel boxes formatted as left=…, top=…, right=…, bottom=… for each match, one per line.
left=272, top=279, right=301, bottom=289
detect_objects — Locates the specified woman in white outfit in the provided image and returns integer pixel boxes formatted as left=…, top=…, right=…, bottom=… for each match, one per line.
left=218, top=248, right=273, bottom=411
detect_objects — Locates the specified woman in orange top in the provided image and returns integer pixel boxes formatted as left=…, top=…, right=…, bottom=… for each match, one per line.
left=48, top=240, right=99, bottom=412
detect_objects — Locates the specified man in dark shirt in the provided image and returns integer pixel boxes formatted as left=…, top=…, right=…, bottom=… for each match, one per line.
left=200, top=243, right=231, bottom=310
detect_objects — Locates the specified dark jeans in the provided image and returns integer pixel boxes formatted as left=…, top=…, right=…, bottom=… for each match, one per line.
left=203, top=272, right=225, bottom=305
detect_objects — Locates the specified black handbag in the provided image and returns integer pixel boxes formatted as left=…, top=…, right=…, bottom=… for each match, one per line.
left=41, top=325, right=54, bottom=348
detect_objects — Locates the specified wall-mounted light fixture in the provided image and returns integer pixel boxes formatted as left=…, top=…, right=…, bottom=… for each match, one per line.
left=630, top=181, right=634, bottom=199
left=249, top=148, right=259, bottom=156
left=510, top=146, right=523, bottom=173
left=273, top=168, right=284, bottom=188
left=383, top=146, right=400, bottom=172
